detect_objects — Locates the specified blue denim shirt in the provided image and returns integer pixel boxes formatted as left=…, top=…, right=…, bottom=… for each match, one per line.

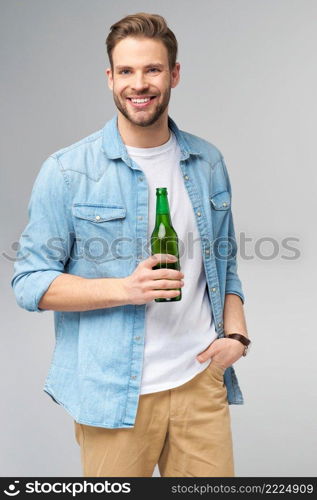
left=11, top=114, right=245, bottom=428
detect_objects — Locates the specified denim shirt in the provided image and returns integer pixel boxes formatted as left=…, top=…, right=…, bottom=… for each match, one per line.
left=11, top=114, right=245, bottom=428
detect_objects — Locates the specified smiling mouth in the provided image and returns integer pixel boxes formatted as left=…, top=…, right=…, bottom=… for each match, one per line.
left=126, top=96, right=157, bottom=108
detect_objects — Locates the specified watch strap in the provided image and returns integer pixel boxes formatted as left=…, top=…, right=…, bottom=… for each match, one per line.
left=225, top=333, right=251, bottom=347
left=225, top=333, right=251, bottom=355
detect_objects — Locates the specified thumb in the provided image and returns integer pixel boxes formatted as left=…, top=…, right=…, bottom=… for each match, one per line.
left=196, top=344, right=216, bottom=363
left=143, top=253, right=178, bottom=269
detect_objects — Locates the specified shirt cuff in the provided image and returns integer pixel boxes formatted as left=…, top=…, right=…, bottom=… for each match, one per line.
left=225, top=289, right=245, bottom=305
left=30, top=271, right=63, bottom=312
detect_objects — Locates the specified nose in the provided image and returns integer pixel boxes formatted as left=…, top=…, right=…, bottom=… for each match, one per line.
left=131, top=71, right=149, bottom=92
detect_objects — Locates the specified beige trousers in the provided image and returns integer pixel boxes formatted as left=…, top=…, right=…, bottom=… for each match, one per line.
left=74, top=362, right=235, bottom=477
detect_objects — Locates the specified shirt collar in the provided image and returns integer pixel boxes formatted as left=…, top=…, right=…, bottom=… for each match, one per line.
left=101, top=114, right=201, bottom=162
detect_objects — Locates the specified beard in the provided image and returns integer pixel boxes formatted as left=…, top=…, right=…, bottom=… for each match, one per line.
left=113, top=86, right=171, bottom=128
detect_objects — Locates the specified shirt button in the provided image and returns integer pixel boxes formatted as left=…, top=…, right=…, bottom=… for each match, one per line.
left=205, top=249, right=210, bottom=254
left=135, top=336, right=141, bottom=341
left=184, top=175, right=189, bottom=180
left=218, top=321, right=223, bottom=328
left=197, top=211, right=201, bottom=217
left=138, top=216, right=143, bottom=221
left=222, top=202, right=228, bottom=207
left=131, top=375, right=137, bottom=380
left=95, top=215, right=101, bottom=221
left=211, top=287, right=217, bottom=292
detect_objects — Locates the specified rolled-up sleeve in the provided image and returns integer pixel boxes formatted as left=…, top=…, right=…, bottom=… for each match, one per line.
left=221, top=157, right=245, bottom=305
left=11, top=155, right=74, bottom=312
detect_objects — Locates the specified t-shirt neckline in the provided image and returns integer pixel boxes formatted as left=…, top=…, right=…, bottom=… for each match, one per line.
left=125, top=130, right=175, bottom=157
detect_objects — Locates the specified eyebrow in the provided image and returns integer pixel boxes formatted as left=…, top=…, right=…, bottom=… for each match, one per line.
left=115, top=63, right=165, bottom=70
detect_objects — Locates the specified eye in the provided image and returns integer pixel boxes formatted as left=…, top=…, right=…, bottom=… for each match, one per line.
left=148, top=68, right=160, bottom=73
left=119, top=69, right=131, bottom=75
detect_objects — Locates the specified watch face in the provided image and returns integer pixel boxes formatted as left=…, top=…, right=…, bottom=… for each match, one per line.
left=244, top=343, right=251, bottom=356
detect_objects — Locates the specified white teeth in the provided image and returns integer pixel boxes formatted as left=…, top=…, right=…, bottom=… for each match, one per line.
left=131, top=98, right=151, bottom=103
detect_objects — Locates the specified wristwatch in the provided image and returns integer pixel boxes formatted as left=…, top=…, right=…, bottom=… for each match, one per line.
left=225, top=333, right=251, bottom=357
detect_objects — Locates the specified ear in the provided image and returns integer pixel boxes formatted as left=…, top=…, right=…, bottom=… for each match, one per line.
left=171, top=62, right=180, bottom=89
left=105, top=67, right=113, bottom=91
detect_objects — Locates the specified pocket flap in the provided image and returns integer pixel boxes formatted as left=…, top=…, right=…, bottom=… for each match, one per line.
left=72, top=204, right=126, bottom=222
left=210, top=191, right=231, bottom=210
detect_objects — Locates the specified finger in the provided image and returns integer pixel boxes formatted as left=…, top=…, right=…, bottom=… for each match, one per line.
left=149, top=279, right=184, bottom=290
left=151, top=268, right=184, bottom=280
left=142, top=254, right=178, bottom=269
left=151, top=289, right=181, bottom=300
left=196, top=345, right=216, bottom=363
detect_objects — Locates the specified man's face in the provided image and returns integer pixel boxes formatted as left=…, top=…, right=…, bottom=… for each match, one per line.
left=106, top=37, right=180, bottom=127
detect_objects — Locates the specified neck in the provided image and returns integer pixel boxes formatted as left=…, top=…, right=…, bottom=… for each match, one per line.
left=117, top=109, right=170, bottom=148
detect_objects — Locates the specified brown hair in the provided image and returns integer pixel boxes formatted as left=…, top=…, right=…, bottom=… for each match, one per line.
left=106, top=12, right=178, bottom=71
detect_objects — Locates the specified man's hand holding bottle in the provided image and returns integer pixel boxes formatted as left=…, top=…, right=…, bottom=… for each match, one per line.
left=122, top=254, right=184, bottom=305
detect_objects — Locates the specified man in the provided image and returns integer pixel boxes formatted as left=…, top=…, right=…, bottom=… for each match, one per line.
left=11, top=12, right=250, bottom=477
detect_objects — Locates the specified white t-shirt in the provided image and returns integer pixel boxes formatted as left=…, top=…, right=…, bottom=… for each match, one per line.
left=125, top=130, right=217, bottom=394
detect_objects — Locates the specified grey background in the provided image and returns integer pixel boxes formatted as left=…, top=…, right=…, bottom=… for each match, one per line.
left=1, top=0, right=316, bottom=477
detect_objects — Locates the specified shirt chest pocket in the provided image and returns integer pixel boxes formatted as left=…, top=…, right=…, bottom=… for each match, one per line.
left=210, top=191, right=231, bottom=239
left=72, top=203, right=126, bottom=263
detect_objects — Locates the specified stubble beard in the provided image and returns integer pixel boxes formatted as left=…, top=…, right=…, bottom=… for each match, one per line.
left=113, top=87, right=171, bottom=128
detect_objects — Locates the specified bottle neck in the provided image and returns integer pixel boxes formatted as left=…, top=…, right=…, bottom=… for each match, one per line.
left=155, top=194, right=171, bottom=226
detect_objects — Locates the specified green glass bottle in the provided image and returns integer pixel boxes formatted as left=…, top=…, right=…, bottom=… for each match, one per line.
left=150, top=187, right=181, bottom=302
